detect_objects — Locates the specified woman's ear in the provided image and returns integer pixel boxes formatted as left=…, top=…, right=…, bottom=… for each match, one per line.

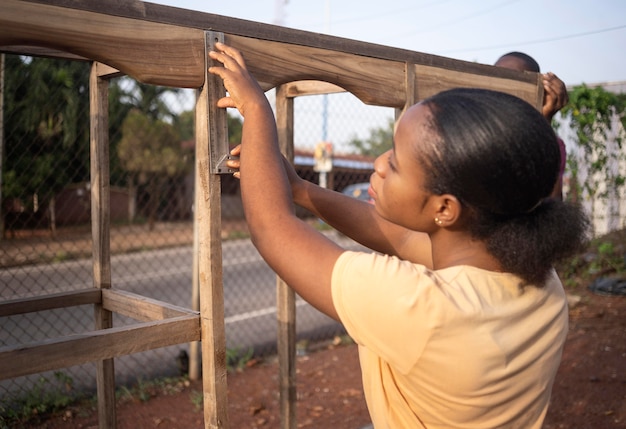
left=433, top=194, right=462, bottom=228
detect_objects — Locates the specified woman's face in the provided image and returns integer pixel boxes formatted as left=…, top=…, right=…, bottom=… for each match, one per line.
left=368, top=103, right=439, bottom=232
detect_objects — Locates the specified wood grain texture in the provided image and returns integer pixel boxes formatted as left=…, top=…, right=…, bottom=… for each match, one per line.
left=0, top=316, right=200, bottom=380
left=226, top=34, right=407, bottom=107
left=102, top=289, right=199, bottom=322
left=0, top=289, right=101, bottom=317
left=275, top=85, right=297, bottom=429
left=0, top=0, right=542, bottom=107
left=90, top=61, right=116, bottom=429
left=0, top=0, right=205, bottom=87
left=412, top=64, right=544, bottom=110
left=283, top=80, right=346, bottom=98
left=195, top=44, right=231, bottom=427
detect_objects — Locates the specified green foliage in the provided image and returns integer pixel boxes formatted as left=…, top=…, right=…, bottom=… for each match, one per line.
left=347, top=118, right=394, bottom=157
left=117, top=108, right=193, bottom=229
left=2, top=55, right=90, bottom=208
left=175, top=110, right=195, bottom=141
left=555, top=228, right=626, bottom=289
left=190, top=390, right=204, bottom=411
left=227, top=114, right=243, bottom=145
left=560, top=85, right=626, bottom=205
left=113, top=375, right=190, bottom=405
left=108, top=78, right=139, bottom=187
left=173, top=110, right=242, bottom=145
left=0, top=374, right=196, bottom=428
left=122, top=81, right=180, bottom=122
left=118, top=109, right=190, bottom=178
left=226, top=347, right=255, bottom=372
left=0, top=372, right=77, bottom=428
left=590, top=241, right=625, bottom=275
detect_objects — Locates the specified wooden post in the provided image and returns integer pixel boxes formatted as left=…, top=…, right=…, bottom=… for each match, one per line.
left=190, top=173, right=201, bottom=380
left=195, top=31, right=230, bottom=428
left=190, top=89, right=202, bottom=380
left=90, top=61, right=115, bottom=429
left=396, top=61, right=417, bottom=121
left=275, top=84, right=297, bottom=429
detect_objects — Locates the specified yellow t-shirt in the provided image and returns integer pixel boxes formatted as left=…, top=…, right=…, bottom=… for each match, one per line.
left=331, top=251, right=568, bottom=429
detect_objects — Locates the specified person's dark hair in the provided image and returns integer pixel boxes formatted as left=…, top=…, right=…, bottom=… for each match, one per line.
left=419, top=88, right=589, bottom=285
left=497, top=51, right=540, bottom=72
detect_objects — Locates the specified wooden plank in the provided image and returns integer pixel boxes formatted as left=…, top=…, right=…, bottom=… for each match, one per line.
left=206, top=32, right=235, bottom=173
left=0, top=0, right=205, bottom=88
left=225, top=35, right=541, bottom=108
left=284, top=80, right=345, bottom=98
left=412, top=63, right=542, bottom=108
left=96, top=62, right=123, bottom=80
left=226, top=34, right=406, bottom=108
left=0, top=0, right=541, bottom=107
left=405, top=62, right=417, bottom=111
left=19, top=0, right=536, bottom=87
left=196, top=32, right=230, bottom=429
left=0, top=45, right=86, bottom=61
left=90, top=62, right=112, bottom=297
left=190, top=120, right=202, bottom=381
left=102, top=289, right=198, bottom=322
left=0, top=315, right=200, bottom=380
left=275, top=84, right=297, bottom=429
left=90, top=60, right=116, bottom=429
left=0, top=289, right=101, bottom=317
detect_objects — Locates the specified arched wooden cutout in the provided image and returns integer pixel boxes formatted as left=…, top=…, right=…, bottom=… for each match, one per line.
left=0, top=0, right=543, bottom=110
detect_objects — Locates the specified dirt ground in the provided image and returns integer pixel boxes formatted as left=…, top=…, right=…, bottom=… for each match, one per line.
left=18, top=283, right=625, bottom=429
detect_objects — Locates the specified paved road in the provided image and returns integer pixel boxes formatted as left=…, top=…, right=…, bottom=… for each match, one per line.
left=0, top=230, right=366, bottom=393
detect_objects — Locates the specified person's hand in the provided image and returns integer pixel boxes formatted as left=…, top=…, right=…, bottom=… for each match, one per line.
left=208, top=42, right=267, bottom=117
left=542, top=72, right=568, bottom=121
left=226, top=144, right=304, bottom=192
left=226, top=145, right=241, bottom=178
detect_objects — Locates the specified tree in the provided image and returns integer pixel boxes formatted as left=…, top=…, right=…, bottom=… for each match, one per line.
left=173, top=110, right=242, bottom=144
left=2, top=55, right=90, bottom=236
left=347, top=118, right=394, bottom=157
left=117, top=109, right=191, bottom=230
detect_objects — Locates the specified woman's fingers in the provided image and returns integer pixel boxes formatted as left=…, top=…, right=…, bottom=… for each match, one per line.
left=208, top=42, right=246, bottom=72
left=215, top=42, right=246, bottom=68
left=226, top=145, right=242, bottom=179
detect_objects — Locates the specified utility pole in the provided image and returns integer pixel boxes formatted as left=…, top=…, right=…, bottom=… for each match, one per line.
left=274, top=0, right=287, bottom=25
left=321, top=0, right=330, bottom=144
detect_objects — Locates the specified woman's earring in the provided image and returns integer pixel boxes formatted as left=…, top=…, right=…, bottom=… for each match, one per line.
left=434, top=217, right=443, bottom=225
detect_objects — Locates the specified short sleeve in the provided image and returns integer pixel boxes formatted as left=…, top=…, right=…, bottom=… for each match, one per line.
left=331, top=251, right=442, bottom=373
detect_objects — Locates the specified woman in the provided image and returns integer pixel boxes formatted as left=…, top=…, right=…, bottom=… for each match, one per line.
left=209, top=43, right=589, bottom=428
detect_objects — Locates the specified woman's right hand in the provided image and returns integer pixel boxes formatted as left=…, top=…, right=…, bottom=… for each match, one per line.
left=226, top=144, right=242, bottom=179
left=226, top=144, right=305, bottom=196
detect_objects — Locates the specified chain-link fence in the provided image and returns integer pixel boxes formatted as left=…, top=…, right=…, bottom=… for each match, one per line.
left=0, top=54, right=394, bottom=408
left=3, top=52, right=626, bottom=417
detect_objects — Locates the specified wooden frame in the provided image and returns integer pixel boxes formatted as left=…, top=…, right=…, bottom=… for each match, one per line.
left=0, top=289, right=200, bottom=379
left=0, top=1, right=544, bottom=428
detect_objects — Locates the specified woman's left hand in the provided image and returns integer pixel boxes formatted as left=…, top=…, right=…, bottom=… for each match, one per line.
left=208, top=42, right=268, bottom=118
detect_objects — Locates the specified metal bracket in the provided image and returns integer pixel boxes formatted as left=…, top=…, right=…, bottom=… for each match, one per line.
left=205, top=31, right=238, bottom=174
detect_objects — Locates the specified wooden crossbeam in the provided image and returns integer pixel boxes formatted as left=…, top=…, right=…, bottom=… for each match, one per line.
left=102, top=289, right=199, bottom=322
left=0, top=0, right=542, bottom=109
left=0, top=289, right=101, bottom=317
left=0, top=314, right=200, bottom=380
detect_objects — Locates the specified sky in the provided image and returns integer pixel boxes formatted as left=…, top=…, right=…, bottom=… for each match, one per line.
left=151, top=0, right=626, bottom=86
